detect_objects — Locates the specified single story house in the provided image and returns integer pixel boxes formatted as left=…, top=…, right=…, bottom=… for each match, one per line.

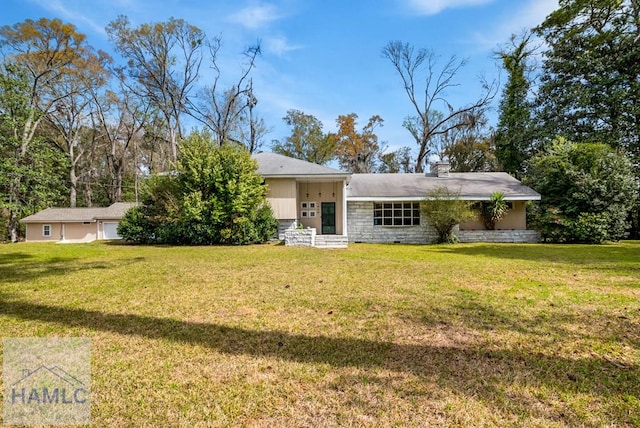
left=256, top=152, right=541, bottom=246
left=20, top=202, right=137, bottom=243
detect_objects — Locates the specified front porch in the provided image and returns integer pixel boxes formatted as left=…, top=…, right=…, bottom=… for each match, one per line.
left=283, top=227, right=349, bottom=248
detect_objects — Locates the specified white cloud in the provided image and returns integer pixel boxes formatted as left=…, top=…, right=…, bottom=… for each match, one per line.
left=29, top=0, right=106, bottom=35
left=228, top=3, right=282, bottom=29
left=406, top=0, right=495, bottom=15
left=471, top=0, right=558, bottom=51
left=264, top=35, right=302, bottom=57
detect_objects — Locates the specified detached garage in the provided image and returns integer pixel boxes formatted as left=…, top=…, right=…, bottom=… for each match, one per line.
left=20, top=202, right=137, bottom=243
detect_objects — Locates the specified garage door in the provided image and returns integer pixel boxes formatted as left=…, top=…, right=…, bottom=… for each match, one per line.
left=103, top=222, right=122, bottom=240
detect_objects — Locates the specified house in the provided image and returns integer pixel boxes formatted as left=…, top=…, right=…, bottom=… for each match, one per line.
left=256, top=153, right=541, bottom=246
left=254, top=152, right=351, bottom=247
left=19, top=202, right=137, bottom=243
left=20, top=153, right=541, bottom=245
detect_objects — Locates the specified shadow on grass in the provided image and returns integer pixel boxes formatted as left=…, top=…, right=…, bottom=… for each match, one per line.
left=431, top=241, right=640, bottom=267
left=0, top=253, right=146, bottom=284
left=0, top=297, right=637, bottom=425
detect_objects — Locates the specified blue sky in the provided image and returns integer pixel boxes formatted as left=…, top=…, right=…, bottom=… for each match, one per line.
left=2, top=0, right=558, bottom=153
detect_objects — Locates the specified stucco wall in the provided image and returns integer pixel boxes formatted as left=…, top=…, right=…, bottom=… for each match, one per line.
left=64, top=223, right=97, bottom=242
left=297, top=181, right=344, bottom=235
left=460, top=201, right=528, bottom=230
left=25, top=222, right=97, bottom=242
left=26, top=223, right=62, bottom=242
left=347, top=201, right=437, bottom=243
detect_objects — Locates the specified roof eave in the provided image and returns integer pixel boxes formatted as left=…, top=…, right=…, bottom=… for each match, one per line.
left=347, top=195, right=541, bottom=202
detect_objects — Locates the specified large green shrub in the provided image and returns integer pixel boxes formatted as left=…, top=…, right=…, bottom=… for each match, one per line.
left=118, top=131, right=277, bottom=245
left=527, top=138, right=638, bottom=243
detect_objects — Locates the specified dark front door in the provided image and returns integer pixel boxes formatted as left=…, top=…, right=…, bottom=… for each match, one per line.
left=321, top=202, right=336, bottom=235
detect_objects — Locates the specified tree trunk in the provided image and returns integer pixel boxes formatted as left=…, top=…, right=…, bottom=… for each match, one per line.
left=84, top=175, right=93, bottom=207
left=114, top=164, right=123, bottom=203
left=8, top=209, right=19, bottom=243
left=69, top=166, right=77, bottom=208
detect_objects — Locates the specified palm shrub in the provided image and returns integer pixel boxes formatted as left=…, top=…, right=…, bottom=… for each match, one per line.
left=479, top=191, right=509, bottom=230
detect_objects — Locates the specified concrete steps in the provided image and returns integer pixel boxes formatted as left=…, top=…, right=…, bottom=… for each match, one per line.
left=314, top=235, right=348, bottom=248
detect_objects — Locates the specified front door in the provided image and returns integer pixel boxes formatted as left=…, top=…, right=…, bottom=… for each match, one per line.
left=321, top=202, right=336, bottom=235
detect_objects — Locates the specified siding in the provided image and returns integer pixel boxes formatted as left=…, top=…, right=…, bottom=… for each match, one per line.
left=265, top=178, right=298, bottom=219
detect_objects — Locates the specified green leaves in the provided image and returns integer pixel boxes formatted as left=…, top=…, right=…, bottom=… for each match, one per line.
left=422, top=186, right=474, bottom=244
left=118, top=131, right=277, bottom=245
left=527, top=138, right=638, bottom=242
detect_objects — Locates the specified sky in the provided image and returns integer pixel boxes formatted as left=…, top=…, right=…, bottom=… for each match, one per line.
left=1, top=0, right=559, bottom=154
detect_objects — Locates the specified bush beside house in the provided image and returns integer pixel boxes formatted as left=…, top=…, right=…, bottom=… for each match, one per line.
left=118, top=132, right=278, bottom=245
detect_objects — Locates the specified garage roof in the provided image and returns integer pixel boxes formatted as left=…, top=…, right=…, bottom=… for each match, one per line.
left=20, top=202, right=138, bottom=223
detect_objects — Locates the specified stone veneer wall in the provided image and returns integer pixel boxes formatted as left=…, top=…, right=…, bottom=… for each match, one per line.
left=347, top=201, right=438, bottom=244
left=284, top=228, right=316, bottom=246
left=348, top=201, right=540, bottom=244
left=277, top=219, right=298, bottom=240
left=456, top=230, right=540, bottom=243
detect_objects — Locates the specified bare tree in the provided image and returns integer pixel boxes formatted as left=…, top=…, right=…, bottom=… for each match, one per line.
left=186, top=40, right=264, bottom=150
left=92, top=71, right=148, bottom=203
left=382, top=41, right=497, bottom=172
left=107, top=16, right=205, bottom=162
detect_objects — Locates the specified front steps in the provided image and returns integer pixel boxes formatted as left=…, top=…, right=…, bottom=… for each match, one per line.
left=314, top=235, right=348, bottom=248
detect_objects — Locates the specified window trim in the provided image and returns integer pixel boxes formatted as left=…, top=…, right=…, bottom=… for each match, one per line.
left=373, top=202, right=420, bottom=227
left=42, top=224, right=52, bottom=237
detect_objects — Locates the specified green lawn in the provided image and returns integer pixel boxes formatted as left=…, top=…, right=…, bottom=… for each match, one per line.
left=0, top=241, right=639, bottom=427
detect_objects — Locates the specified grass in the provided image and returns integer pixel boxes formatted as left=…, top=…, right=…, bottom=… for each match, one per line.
left=0, top=241, right=638, bottom=427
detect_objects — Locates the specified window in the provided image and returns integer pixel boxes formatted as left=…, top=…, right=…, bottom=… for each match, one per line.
left=42, top=224, right=51, bottom=237
left=373, top=202, right=420, bottom=226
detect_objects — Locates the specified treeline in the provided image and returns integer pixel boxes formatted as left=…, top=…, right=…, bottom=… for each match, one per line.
left=1, top=0, right=640, bottom=242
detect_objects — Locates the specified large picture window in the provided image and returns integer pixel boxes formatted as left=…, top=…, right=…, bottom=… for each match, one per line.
left=373, top=202, right=420, bottom=226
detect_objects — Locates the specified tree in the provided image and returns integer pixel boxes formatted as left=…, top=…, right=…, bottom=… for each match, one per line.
left=106, top=16, right=205, bottom=163
left=44, top=47, right=110, bottom=207
left=0, top=64, right=67, bottom=241
left=271, top=109, right=336, bottom=165
left=334, top=113, right=385, bottom=173
left=0, top=18, right=97, bottom=238
left=443, top=135, right=497, bottom=173
left=91, top=73, right=149, bottom=204
left=534, top=0, right=640, bottom=237
left=436, top=109, right=497, bottom=172
left=378, top=146, right=414, bottom=173
left=186, top=38, right=267, bottom=152
left=382, top=41, right=496, bottom=172
left=526, top=138, right=638, bottom=243
left=118, top=131, right=277, bottom=245
left=494, top=32, right=536, bottom=177
left=534, top=1, right=640, bottom=163
left=421, top=186, right=474, bottom=243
